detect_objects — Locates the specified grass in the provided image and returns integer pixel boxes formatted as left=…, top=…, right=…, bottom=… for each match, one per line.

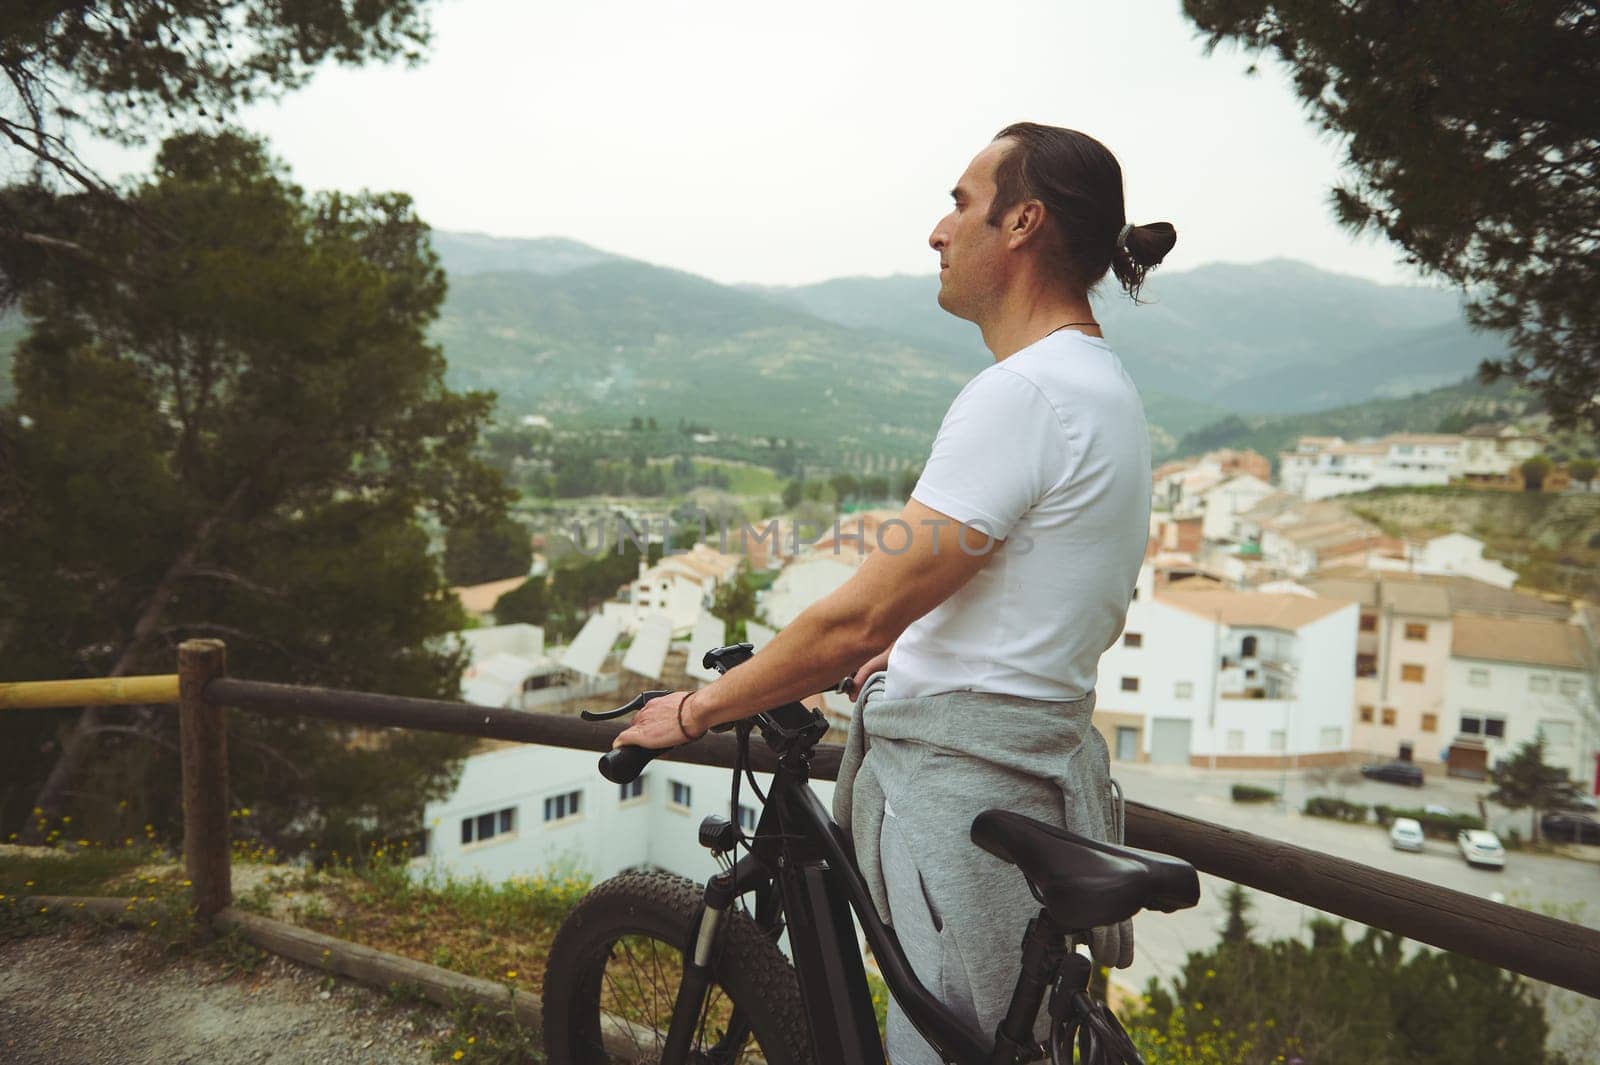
left=270, top=842, right=590, bottom=1002
left=692, top=458, right=783, bottom=497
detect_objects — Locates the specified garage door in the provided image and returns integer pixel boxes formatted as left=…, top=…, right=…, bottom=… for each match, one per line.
left=1149, top=718, right=1192, bottom=766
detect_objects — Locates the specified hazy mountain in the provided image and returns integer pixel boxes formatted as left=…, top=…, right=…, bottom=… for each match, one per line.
left=432, top=260, right=973, bottom=463
left=758, top=258, right=1506, bottom=414
left=430, top=232, right=625, bottom=277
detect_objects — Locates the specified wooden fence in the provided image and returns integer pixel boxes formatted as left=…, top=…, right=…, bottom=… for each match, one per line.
left=5, top=638, right=1599, bottom=1004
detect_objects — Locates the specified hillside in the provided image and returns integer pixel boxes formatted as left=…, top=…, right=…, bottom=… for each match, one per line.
left=1170, top=377, right=1529, bottom=466
left=760, top=257, right=1503, bottom=414
left=1344, top=487, right=1600, bottom=599
left=433, top=261, right=972, bottom=463
left=1, top=235, right=1515, bottom=468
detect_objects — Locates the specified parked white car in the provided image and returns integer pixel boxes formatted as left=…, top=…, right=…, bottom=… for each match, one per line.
left=1458, top=829, right=1506, bottom=869
left=1389, top=817, right=1425, bottom=852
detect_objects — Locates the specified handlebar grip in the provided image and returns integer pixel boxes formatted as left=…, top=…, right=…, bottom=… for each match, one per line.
left=598, top=744, right=668, bottom=784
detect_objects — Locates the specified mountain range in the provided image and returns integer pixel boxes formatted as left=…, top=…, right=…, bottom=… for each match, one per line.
left=0, top=233, right=1512, bottom=464
left=428, top=231, right=1508, bottom=460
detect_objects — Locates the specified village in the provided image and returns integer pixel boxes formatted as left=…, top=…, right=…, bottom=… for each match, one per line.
left=428, top=422, right=1600, bottom=908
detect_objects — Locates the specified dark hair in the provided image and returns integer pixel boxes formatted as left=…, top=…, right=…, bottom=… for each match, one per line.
left=988, top=122, right=1176, bottom=303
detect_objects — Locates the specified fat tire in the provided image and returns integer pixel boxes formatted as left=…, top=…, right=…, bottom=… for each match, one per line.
left=542, top=871, right=813, bottom=1065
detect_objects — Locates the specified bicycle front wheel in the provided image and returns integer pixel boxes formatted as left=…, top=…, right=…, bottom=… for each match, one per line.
left=542, top=871, right=813, bottom=1064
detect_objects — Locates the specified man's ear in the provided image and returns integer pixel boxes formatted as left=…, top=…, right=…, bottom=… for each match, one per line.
left=1007, top=200, right=1047, bottom=248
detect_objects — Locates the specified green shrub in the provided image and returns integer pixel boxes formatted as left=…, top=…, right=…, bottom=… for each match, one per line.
left=1303, top=796, right=1370, bottom=823
left=1231, top=784, right=1278, bottom=804
left=1372, top=804, right=1485, bottom=839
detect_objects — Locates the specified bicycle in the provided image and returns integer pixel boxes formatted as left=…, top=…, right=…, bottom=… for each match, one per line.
left=542, top=642, right=1201, bottom=1064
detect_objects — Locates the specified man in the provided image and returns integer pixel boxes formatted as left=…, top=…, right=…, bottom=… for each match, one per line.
left=617, top=122, right=1174, bottom=1060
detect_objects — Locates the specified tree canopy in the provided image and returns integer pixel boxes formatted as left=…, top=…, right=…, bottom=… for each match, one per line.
left=1131, top=893, right=1560, bottom=1064
left=1183, top=0, right=1600, bottom=427
left=0, top=131, right=507, bottom=850
left=0, top=0, right=430, bottom=184
left=1486, top=732, right=1583, bottom=842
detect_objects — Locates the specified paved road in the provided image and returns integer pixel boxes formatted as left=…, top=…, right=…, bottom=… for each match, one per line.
left=1109, top=761, right=1599, bottom=1047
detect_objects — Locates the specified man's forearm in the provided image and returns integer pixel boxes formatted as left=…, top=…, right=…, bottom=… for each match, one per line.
left=688, top=602, right=883, bottom=733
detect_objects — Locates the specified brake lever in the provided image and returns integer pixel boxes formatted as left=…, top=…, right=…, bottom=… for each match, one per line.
left=580, top=688, right=674, bottom=722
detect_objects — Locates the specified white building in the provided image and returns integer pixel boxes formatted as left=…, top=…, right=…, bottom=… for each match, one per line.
left=1092, top=570, right=1359, bottom=769
left=457, top=624, right=610, bottom=711
left=1278, top=434, right=1468, bottom=500
left=1365, top=532, right=1518, bottom=590
left=421, top=743, right=835, bottom=887
left=760, top=555, right=859, bottom=629
left=1446, top=615, right=1599, bottom=787
left=1199, top=474, right=1277, bottom=544
left=616, top=543, right=743, bottom=635
left=1459, top=425, right=1545, bottom=483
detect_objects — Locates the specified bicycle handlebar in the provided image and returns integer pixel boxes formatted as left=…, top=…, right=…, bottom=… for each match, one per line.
left=586, top=639, right=854, bottom=784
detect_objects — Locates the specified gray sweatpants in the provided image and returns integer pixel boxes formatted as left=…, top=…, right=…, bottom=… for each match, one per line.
left=872, top=736, right=1074, bottom=1064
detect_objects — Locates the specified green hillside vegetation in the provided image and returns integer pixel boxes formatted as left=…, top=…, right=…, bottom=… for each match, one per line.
left=1347, top=487, right=1600, bottom=599
left=433, top=261, right=971, bottom=465
left=759, top=256, right=1499, bottom=414
left=1172, top=377, right=1529, bottom=466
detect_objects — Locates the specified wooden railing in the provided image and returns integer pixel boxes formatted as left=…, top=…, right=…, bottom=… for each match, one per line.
left=5, top=638, right=1599, bottom=1001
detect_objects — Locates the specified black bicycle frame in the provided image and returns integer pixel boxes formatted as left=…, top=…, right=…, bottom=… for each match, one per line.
left=664, top=743, right=1057, bottom=1065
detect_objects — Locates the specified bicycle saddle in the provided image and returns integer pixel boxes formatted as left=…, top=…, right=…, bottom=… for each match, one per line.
left=971, top=810, right=1199, bottom=931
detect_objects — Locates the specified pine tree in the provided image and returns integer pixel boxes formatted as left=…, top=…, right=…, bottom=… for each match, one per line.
left=0, top=132, right=508, bottom=850
left=1486, top=732, right=1582, bottom=844
left=1182, top=0, right=1600, bottom=428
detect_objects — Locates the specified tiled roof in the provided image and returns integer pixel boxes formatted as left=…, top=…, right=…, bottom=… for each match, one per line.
left=1451, top=615, right=1591, bottom=670
left=1159, top=588, right=1353, bottom=630
left=1312, top=567, right=1571, bottom=620
left=454, top=576, right=531, bottom=615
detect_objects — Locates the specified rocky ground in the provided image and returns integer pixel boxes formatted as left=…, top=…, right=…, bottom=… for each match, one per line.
left=0, top=926, right=450, bottom=1064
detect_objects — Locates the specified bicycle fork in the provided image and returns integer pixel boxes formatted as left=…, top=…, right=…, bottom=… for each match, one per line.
left=661, top=850, right=775, bottom=1063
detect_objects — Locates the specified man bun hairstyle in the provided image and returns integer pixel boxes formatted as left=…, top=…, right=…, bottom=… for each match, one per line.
left=990, top=122, right=1177, bottom=303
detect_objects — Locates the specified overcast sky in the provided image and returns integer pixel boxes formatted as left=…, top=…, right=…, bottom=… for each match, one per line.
left=86, top=0, right=1434, bottom=289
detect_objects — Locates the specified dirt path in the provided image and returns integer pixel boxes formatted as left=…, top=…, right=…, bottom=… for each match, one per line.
left=0, top=927, right=448, bottom=1064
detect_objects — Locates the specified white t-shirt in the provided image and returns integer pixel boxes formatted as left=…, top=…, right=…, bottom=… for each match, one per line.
left=885, top=330, right=1151, bottom=702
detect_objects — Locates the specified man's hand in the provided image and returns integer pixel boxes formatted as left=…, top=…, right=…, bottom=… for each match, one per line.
left=847, top=644, right=893, bottom=697
left=612, top=690, right=704, bottom=750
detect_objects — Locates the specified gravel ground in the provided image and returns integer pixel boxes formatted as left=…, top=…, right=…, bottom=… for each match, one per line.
left=0, top=927, right=448, bottom=1064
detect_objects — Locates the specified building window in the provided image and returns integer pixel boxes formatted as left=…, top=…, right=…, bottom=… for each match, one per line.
left=1174, top=681, right=1194, bottom=700
left=1356, top=653, right=1377, bottom=678
left=1241, top=635, right=1258, bottom=657
left=1359, top=613, right=1377, bottom=633
left=1421, top=713, right=1438, bottom=733
left=1559, top=677, right=1582, bottom=697
left=1121, top=676, right=1139, bottom=692
left=1401, top=664, right=1425, bottom=683
left=1483, top=717, right=1506, bottom=739
left=670, top=780, right=693, bottom=809
left=1541, top=720, right=1574, bottom=745
left=618, top=776, right=645, bottom=802
left=1269, top=730, right=1286, bottom=752
left=1226, top=730, right=1245, bottom=752
left=1469, top=668, right=1489, bottom=688
left=1381, top=707, right=1397, bottom=726
left=1359, top=705, right=1374, bottom=724
left=736, top=804, right=758, bottom=832
left=1123, top=632, right=1143, bottom=648
left=462, top=806, right=517, bottom=845
left=543, top=790, right=581, bottom=824
left=1529, top=675, right=1552, bottom=693
left=1460, top=715, right=1482, bottom=735
left=1403, top=622, right=1428, bottom=641
left=1319, top=726, right=1341, bottom=748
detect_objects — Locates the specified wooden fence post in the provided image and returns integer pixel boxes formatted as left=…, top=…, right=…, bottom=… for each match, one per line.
left=178, top=639, right=230, bottom=926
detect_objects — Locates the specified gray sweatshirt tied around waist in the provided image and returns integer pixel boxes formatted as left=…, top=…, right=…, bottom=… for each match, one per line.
left=831, top=672, right=1134, bottom=969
